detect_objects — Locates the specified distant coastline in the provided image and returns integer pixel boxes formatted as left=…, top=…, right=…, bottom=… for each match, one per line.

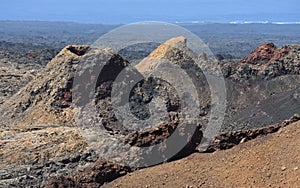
left=177, top=21, right=300, bottom=25
left=1, top=20, right=300, bottom=25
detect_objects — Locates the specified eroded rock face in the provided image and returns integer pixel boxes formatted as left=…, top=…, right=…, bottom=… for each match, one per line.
left=91, top=36, right=206, bottom=147
left=0, top=45, right=90, bottom=129
left=135, top=36, right=210, bottom=114
left=118, top=36, right=206, bottom=161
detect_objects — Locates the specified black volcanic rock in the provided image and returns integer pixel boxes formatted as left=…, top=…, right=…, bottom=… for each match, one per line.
left=43, top=158, right=131, bottom=188
left=205, top=114, right=300, bottom=152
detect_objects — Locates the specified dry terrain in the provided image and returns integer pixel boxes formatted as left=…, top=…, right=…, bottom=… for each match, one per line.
left=0, top=24, right=300, bottom=187
left=104, top=120, right=300, bottom=188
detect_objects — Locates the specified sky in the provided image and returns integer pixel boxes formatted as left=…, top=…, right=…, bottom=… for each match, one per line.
left=1, top=0, right=300, bottom=24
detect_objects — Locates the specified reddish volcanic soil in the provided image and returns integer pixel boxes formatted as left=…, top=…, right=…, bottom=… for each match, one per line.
left=104, top=120, right=300, bottom=188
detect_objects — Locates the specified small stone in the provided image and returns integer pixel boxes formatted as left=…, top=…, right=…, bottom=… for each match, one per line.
left=240, top=138, right=246, bottom=144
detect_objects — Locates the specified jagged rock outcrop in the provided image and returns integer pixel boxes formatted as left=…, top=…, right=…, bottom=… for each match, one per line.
left=87, top=36, right=206, bottom=142
left=224, top=43, right=300, bottom=82
left=0, top=45, right=90, bottom=128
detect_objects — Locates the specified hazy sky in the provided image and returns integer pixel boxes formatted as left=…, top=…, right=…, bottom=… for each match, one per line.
left=1, top=0, right=299, bottom=24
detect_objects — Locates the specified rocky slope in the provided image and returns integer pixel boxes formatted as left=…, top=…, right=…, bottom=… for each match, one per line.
left=0, top=45, right=89, bottom=128
left=104, top=119, right=300, bottom=188
left=0, top=37, right=204, bottom=186
left=0, top=45, right=89, bottom=187
left=1, top=38, right=300, bottom=187
left=224, top=43, right=300, bottom=82
left=221, top=43, right=300, bottom=132
left=41, top=114, right=300, bottom=187
left=0, top=45, right=130, bottom=187
left=0, top=45, right=58, bottom=107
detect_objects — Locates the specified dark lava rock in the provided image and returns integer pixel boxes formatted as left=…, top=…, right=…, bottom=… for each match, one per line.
left=43, top=158, right=131, bottom=188
left=204, top=114, right=300, bottom=152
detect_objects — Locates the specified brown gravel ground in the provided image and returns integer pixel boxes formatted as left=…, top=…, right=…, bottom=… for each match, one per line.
left=103, top=121, right=300, bottom=188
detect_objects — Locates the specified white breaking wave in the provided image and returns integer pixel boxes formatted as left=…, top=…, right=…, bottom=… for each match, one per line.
left=272, top=22, right=300, bottom=25
left=229, top=21, right=300, bottom=24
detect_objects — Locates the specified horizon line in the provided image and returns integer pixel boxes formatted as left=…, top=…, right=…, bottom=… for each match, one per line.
left=1, top=19, right=300, bottom=25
